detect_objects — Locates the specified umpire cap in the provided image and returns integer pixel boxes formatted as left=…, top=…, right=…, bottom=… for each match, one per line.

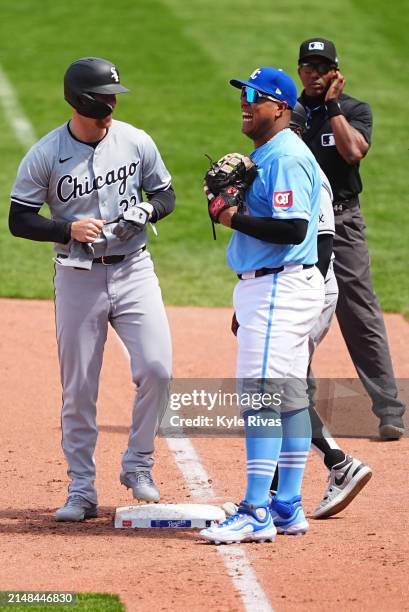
left=298, top=38, right=338, bottom=65
left=64, top=57, right=129, bottom=119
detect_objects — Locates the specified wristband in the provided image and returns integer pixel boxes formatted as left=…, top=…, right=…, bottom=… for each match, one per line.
left=326, top=99, right=343, bottom=118
left=137, top=201, right=154, bottom=219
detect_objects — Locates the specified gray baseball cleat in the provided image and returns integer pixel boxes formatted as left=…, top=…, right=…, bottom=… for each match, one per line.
left=120, top=470, right=160, bottom=502
left=313, top=455, right=372, bottom=519
left=55, top=495, right=98, bottom=522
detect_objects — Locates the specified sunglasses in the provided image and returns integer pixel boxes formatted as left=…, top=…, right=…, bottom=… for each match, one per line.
left=299, top=62, right=337, bottom=75
left=241, top=86, right=283, bottom=105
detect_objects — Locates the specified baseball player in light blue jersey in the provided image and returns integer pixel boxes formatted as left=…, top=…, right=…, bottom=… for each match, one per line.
left=282, top=103, right=372, bottom=519
left=223, top=103, right=372, bottom=521
left=9, top=58, right=175, bottom=521
left=201, top=67, right=325, bottom=544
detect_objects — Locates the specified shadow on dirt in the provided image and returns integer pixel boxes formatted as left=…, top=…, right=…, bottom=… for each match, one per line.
left=0, top=507, right=199, bottom=541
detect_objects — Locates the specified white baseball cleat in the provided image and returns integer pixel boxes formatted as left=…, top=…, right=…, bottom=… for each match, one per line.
left=313, top=455, right=372, bottom=519
left=200, top=502, right=276, bottom=545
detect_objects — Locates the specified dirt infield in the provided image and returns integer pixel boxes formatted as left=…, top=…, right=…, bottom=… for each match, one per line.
left=0, top=298, right=408, bottom=611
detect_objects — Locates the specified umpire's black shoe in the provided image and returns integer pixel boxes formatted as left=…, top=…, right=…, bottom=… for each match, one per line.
left=379, top=415, right=405, bottom=440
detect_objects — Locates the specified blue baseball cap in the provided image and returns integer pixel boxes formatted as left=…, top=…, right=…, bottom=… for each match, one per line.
left=230, top=67, right=298, bottom=110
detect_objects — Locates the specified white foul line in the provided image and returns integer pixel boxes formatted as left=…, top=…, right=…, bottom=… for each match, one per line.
left=166, top=437, right=215, bottom=499
left=166, top=436, right=274, bottom=612
left=0, top=64, right=36, bottom=150
left=217, top=545, right=274, bottom=612
left=1, top=65, right=274, bottom=611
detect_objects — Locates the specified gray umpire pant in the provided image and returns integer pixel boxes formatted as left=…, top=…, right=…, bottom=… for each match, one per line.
left=333, top=205, right=405, bottom=419
left=54, top=249, right=172, bottom=504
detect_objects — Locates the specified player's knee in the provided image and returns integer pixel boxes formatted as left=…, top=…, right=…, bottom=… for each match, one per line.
left=133, top=360, right=172, bottom=385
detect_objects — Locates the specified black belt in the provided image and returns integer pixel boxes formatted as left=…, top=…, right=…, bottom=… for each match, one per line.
left=93, top=255, right=126, bottom=265
left=58, top=245, right=146, bottom=266
left=238, top=264, right=313, bottom=280
left=333, top=198, right=359, bottom=215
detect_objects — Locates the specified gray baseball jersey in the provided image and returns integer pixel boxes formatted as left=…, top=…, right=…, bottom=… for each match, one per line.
left=318, top=168, right=335, bottom=236
left=11, top=119, right=171, bottom=259
left=308, top=166, right=338, bottom=357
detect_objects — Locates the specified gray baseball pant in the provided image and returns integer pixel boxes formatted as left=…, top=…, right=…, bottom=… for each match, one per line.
left=306, top=262, right=342, bottom=450
left=54, top=250, right=172, bottom=504
left=333, top=206, right=405, bottom=419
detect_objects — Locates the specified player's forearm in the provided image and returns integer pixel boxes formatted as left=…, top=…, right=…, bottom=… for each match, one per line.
left=147, top=186, right=175, bottom=222
left=329, top=115, right=369, bottom=164
left=231, top=214, right=308, bottom=245
left=9, top=202, right=71, bottom=243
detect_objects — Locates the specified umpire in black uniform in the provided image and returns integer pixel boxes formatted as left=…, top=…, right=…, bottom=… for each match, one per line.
left=296, top=37, right=405, bottom=439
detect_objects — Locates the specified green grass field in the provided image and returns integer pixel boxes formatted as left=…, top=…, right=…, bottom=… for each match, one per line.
left=0, top=0, right=408, bottom=314
left=0, top=593, right=123, bottom=611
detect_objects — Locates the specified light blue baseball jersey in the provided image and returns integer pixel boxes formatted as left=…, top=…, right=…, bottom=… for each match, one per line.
left=227, top=128, right=321, bottom=273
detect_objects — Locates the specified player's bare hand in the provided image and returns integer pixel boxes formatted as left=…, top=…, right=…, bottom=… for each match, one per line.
left=325, top=71, right=345, bottom=102
left=70, top=218, right=106, bottom=243
left=218, top=207, right=238, bottom=228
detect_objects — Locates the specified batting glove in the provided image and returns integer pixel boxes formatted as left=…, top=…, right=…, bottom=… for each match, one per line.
left=113, top=202, right=154, bottom=241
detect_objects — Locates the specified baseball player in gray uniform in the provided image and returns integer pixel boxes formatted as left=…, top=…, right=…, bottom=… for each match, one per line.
left=9, top=57, right=175, bottom=521
left=290, top=104, right=372, bottom=519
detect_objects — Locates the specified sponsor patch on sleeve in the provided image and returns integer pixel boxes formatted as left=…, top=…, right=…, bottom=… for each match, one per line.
left=273, top=190, right=293, bottom=209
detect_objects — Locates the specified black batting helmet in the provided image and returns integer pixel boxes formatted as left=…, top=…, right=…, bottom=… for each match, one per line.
left=289, top=102, right=307, bottom=132
left=64, top=57, right=129, bottom=119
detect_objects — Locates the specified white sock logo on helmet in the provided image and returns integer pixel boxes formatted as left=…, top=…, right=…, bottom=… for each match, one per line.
left=110, top=67, right=119, bottom=82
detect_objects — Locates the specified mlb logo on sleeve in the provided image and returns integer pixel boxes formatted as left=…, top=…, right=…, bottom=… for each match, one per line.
left=322, top=133, right=336, bottom=147
left=273, top=191, right=293, bottom=209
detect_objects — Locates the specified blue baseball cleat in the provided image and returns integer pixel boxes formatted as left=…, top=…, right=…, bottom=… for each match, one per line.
left=270, top=495, right=309, bottom=535
left=200, top=501, right=276, bottom=545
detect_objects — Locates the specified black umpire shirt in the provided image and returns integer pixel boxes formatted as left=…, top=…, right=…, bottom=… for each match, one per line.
left=299, top=92, right=372, bottom=205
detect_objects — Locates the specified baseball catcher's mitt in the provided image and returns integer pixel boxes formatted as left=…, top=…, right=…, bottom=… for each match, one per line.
left=206, top=186, right=243, bottom=224
left=204, top=152, right=258, bottom=196
left=231, top=311, right=239, bottom=337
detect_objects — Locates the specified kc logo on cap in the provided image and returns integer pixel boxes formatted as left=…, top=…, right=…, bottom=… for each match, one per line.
left=249, top=68, right=262, bottom=80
